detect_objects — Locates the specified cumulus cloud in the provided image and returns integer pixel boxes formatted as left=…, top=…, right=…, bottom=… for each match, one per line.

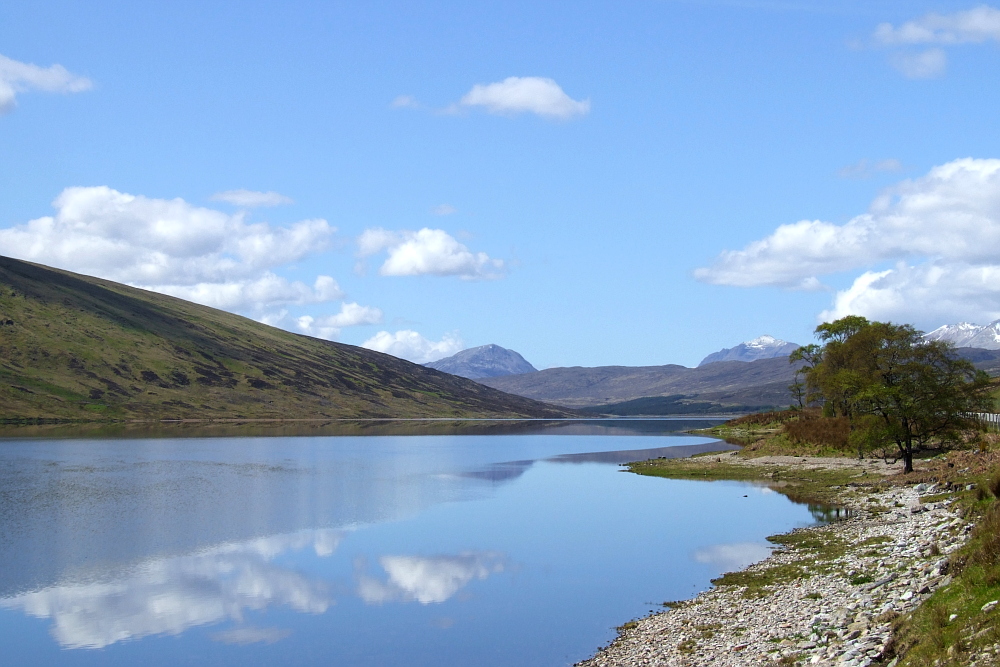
left=210, top=189, right=293, bottom=208
left=696, top=158, right=1000, bottom=325
left=0, top=53, right=92, bottom=114
left=361, top=330, right=462, bottom=364
left=0, top=528, right=340, bottom=649
left=357, top=552, right=505, bottom=605
left=457, top=76, right=590, bottom=119
left=357, top=227, right=504, bottom=280
left=296, top=302, right=384, bottom=340
left=873, top=6, right=1000, bottom=78
left=0, top=186, right=339, bottom=313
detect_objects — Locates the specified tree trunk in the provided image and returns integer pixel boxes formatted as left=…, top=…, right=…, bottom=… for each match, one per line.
left=903, top=440, right=913, bottom=474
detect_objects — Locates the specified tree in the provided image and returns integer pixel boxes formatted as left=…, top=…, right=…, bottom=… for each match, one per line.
left=795, top=317, right=991, bottom=473
left=789, top=343, right=822, bottom=409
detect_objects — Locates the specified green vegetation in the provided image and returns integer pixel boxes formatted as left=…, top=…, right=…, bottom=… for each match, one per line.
left=0, top=256, right=571, bottom=421
left=633, top=406, right=1000, bottom=665
left=794, top=315, right=992, bottom=472
left=887, top=467, right=1000, bottom=666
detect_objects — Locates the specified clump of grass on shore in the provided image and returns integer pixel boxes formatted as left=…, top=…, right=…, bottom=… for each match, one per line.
left=627, top=455, right=873, bottom=507
left=692, top=408, right=859, bottom=458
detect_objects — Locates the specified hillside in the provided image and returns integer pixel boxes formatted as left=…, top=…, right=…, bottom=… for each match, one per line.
left=477, top=357, right=803, bottom=409
left=0, top=257, right=571, bottom=421
left=424, top=344, right=537, bottom=379
left=481, top=349, right=1000, bottom=412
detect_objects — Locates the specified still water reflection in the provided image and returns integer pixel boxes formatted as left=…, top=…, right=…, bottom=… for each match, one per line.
left=0, top=420, right=820, bottom=666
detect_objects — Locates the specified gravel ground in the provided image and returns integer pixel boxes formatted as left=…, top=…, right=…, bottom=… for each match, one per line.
left=578, top=463, right=978, bottom=667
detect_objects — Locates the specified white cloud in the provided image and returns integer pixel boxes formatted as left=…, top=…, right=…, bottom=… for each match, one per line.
left=693, top=542, right=772, bottom=572
left=0, top=53, right=92, bottom=114
left=361, top=330, right=462, bottom=364
left=873, top=6, right=1000, bottom=78
left=697, top=158, right=1000, bottom=326
left=391, top=94, right=421, bottom=109
left=838, top=158, right=904, bottom=179
left=210, top=189, right=293, bottom=208
left=890, top=48, right=948, bottom=79
left=357, top=227, right=504, bottom=279
left=458, top=76, right=590, bottom=119
left=820, top=262, right=1000, bottom=324
left=431, top=204, right=457, bottom=216
left=296, top=302, right=384, bottom=340
left=357, top=552, right=505, bottom=605
left=874, top=6, right=1000, bottom=45
left=0, top=186, right=338, bottom=313
left=155, top=274, right=343, bottom=312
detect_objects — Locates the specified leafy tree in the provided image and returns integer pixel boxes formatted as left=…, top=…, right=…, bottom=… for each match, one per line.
left=795, top=317, right=991, bottom=473
left=788, top=343, right=822, bottom=409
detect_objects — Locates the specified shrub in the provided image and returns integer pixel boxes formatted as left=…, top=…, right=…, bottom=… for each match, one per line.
left=783, top=416, right=850, bottom=452
left=727, top=410, right=800, bottom=427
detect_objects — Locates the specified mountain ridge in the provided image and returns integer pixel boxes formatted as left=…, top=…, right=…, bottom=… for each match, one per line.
left=0, top=256, right=571, bottom=421
left=477, top=347, right=1000, bottom=412
left=424, top=344, right=537, bottom=379
left=924, top=320, right=1000, bottom=350
left=698, top=335, right=800, bottom=366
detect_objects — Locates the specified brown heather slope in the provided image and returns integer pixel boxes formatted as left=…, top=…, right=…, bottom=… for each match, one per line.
left=0, top=256, right=571, bottom=421
left=477, top=358, right=803, bottom=409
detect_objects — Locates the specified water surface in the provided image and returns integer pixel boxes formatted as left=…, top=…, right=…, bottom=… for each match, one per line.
left=0, top=420, right=819, bottom=666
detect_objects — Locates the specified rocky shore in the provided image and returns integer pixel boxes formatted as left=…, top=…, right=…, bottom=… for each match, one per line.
left=579, top=458, right=985, bottom=667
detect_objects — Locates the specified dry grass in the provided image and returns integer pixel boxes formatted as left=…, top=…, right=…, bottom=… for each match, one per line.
left=783, top=415, right=850, bottom=452
left=727, top=410, right=800, bottom=427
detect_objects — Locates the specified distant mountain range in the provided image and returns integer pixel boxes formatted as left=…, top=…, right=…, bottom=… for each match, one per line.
left=424, top=344, right=537, bottom=380
left=478, top=356, right=804, bottom=410
left=924, top=320, right=1000, bottom=350
left=477, top=347, right=1000, bottom=414
left=698, top=335, right=800, bottom=366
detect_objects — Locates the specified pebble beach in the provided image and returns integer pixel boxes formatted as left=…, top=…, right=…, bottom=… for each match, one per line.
left=579, top=459, right=983, bottom=667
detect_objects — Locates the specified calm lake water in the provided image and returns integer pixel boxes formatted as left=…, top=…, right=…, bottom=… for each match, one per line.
left=0, top=420, right=821, bottom=666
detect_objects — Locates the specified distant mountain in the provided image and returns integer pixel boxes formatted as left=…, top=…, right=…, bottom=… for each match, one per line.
left=424, top=344, right=537, bottom=380
left=924, top=320, right=1000, bottom=350
left=479, top=348, right=1000, bottom=413
left=478, top=357, right=805, bottom=410
left=0, top=256, right=571, bottom=421
left=698, top=335, right=800, bottom=367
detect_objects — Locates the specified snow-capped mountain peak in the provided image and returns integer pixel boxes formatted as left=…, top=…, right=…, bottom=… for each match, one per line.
left=923, top=320, right=1000, bottom=349
left=744, top=335, right=779, bottom=349
left=698, top=335, right=800, bottom=367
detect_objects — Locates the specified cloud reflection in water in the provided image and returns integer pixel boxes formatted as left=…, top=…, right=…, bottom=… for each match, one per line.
left=0, top=529, right=342, bottom=649
left=357, top=552, right=506, bottom=604
left=693, top=542, right=772, bottom=573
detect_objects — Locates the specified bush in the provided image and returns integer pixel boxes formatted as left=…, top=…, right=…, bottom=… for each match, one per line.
left=783, top=416, right=850, bottom=452
left=727, top=410, right=800, bottom=427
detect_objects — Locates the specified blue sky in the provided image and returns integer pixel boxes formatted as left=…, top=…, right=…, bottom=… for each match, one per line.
left=2, top=1, right=1000, bottom=368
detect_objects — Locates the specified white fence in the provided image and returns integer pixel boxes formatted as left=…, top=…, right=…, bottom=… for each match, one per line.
left=968, top=412, right=1000, bottom=430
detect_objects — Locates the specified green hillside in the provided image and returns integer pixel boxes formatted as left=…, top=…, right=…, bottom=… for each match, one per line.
left=0, top=256, right=570, bottom=421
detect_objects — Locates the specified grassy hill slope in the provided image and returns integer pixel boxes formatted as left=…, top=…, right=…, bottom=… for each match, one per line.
left=0, top=256, right=570, bottom=421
